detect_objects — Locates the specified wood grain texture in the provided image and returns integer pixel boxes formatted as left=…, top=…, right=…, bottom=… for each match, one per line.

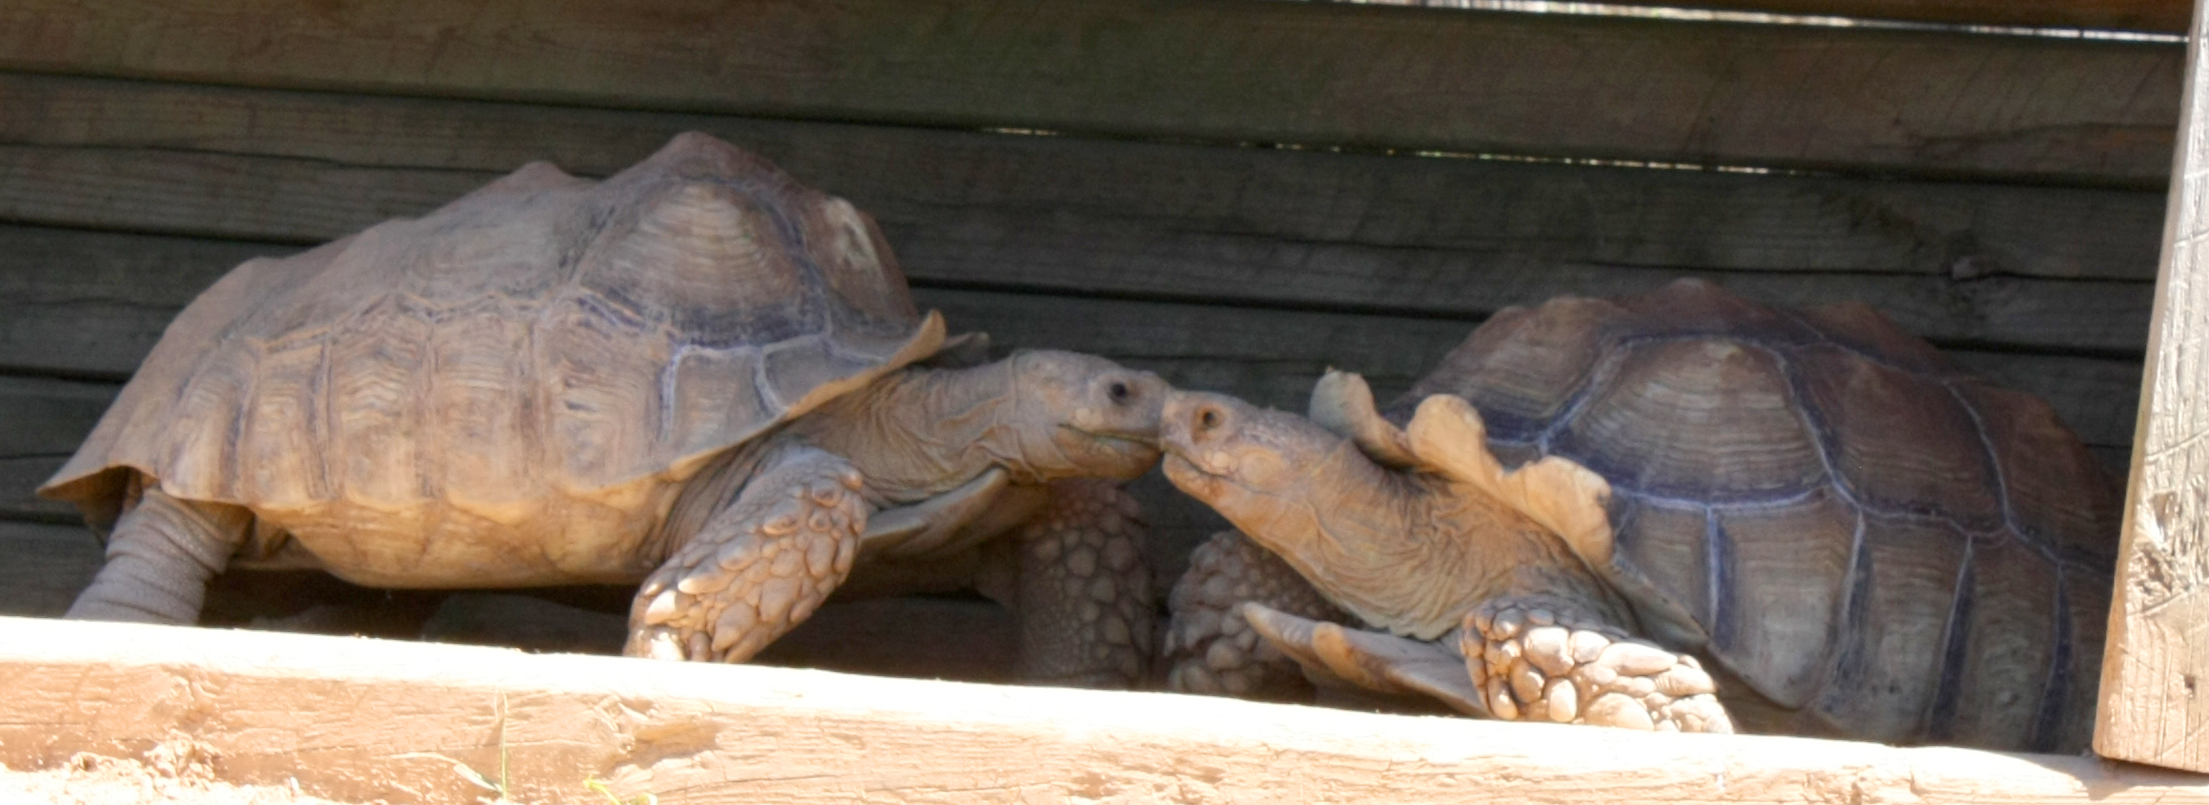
left=0, top=616, right=2202, bottom=805
left=0, top=524, right=98, bottom=617
left=0, top=137, right=2159, bottom=355
left=0, top=0, right=2181, bottom=184
left=1371, top=0, right=2194, bottom=33
left=0, top=73, right=2171, bottom=283
left=2099, top=0, right=2209, bottom=772
left=0, top=376, right=122, bottom=522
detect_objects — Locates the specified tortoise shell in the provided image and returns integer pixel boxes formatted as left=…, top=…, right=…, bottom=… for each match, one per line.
left=41, top=132, right=941, bottom=586
left=1384, top=279, right=2118, bottom=750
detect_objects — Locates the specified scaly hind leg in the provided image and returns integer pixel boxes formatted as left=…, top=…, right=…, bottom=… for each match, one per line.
left=68, top=487, right=253, bottom=624
left=1009, top=479, right=1153, bottom=688
left=1466, top=597, right=1733, bottom=733
left=626, top=444, right=869, bottom=663
left=1163, top=529, right=1348, bottom=699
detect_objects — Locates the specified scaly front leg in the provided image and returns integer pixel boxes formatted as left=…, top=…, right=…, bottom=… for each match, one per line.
left=1465, top=597, right=1733, bottom=733
left=626, top=443, right=870, bottom=663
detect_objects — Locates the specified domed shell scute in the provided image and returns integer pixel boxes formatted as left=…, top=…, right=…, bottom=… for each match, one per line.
left=1398, top=279, right=2118, bottom=748
left=42, top=132, right=936, bottom=527
left=1793, top=299, right=1956, bottom=375
left=1957, top=380, right=2122, bottom=566
left=1706, top=489, right=1856, bottom=709
left=1934, top=530, right=2061, bottom=746
left=1789, top=344, right=2003, bottom=530
left=1809, top=511, right=1970, bottom=742
left=1550, top=337, right=1826, bottom=502
left=1398, top=295, right=1630, bottom=442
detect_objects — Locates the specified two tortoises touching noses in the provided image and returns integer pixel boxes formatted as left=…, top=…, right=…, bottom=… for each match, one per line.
left=1156, top=279, right=2120, bottom=753
left=40, top=132, right=1168, bottom=688
left=40, top=130, right=2121, bottom=753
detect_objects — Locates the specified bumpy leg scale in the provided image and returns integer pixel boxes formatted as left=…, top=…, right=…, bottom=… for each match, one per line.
left=1011, top=479, right=1154, bottom=688
left=625, top=445, right=868, bottom=663
left=1163, top=530, right=1347, bottom=699
left=1463, top=598, right=1733, bottom=733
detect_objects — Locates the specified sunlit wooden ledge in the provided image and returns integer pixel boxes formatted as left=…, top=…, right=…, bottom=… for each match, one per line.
left=0, top=616, right=2198, bottom=804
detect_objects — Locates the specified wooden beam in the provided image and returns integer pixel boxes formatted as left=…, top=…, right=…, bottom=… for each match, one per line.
left=2098, top=0, right=2209, bottom=773
left=0, top=1, right=2180, bottom=184
left=1366, top=0, right=2194, bottom=34
left=0, top=457, right=71, bottom=522
left=0, top=616, right=2200, bottom=804
left=0, top=102, right=2164, bottom=355
left=0, top=73, right=2167, bottom=283
left=0, top=524, right=97, bottom=618
left=0, top=376, right=121, bottom=522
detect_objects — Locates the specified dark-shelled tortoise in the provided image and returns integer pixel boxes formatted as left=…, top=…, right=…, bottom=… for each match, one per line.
left=1157, top=279, right=2116, bottom=750
left=42, top=132, right=1164, bottom=686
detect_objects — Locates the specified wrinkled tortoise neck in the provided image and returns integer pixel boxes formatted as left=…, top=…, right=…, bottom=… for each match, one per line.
left=1218, top=436, right=1494, bottom=640
left=785, top=361, right=1027, bottom=505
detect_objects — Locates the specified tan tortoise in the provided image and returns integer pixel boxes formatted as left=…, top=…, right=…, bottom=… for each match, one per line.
left=41, top=132, right=1166, bottom=685
left=1158, top=280, right=2117, bottom=751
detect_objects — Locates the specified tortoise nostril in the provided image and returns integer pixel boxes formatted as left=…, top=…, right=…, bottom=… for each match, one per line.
left=1196, top=405, right=1223, bottom=432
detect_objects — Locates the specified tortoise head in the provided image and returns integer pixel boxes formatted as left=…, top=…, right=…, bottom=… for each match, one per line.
left=1161, top=373, right=1615, bottom=640
left=999, top=350, right=1170, bottom=482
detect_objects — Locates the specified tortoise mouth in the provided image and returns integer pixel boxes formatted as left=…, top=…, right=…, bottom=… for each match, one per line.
left=1064, top=424, right=1152, bottom=443
left=1059, top=425, right=1165, bottom=473
left=1061, top=424, right=1160, bottom=451
left=1162, top=451, right=1216, bottom=477
left=1161, top=452, right=1236, bottom=500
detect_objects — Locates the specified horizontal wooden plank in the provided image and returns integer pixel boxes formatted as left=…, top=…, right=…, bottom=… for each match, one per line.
left=1362, top=0, right=2194, bottom=34
left=0, top=0, right=2182, bottom=184
left=0, top=73, right=2168, bottom=283
left=0, top=139, right=2159, bottom=355
left=2, top=616, right=2204, bottom=805
left=0, top=376, right=121, bottom=522
left=0, top=523, right=98, bottom=618
left=0, top=457, right=70, bottom=522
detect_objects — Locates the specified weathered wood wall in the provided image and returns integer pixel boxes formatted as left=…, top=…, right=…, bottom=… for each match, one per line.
left=0, top=0, right=2175, bottom=754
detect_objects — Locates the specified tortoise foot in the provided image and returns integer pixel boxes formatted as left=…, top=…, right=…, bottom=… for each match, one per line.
left=1464, top=599, right=1733, bottom=733
left=1164, top=530, right=1347, bottom=699
left=625, top=446, right=867, bottom=663
left=1007, top=479, right=1153, bottom=688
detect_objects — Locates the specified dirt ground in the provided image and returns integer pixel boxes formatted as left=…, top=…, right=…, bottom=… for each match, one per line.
left=0, top=739, right=373, bottom=805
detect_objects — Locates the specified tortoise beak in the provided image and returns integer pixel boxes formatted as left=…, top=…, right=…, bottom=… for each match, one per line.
left=1160, top=391, right=1248, bottom=478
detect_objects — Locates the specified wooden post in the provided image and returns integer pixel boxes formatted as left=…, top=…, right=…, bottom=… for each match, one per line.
left=2098, top=0, right=2209, bottom=773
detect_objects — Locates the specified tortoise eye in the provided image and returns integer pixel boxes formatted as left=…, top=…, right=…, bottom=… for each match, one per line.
left=1197, top=407, right=1223, bottom=430
left=1108, top=381, right=1131, bottom=403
